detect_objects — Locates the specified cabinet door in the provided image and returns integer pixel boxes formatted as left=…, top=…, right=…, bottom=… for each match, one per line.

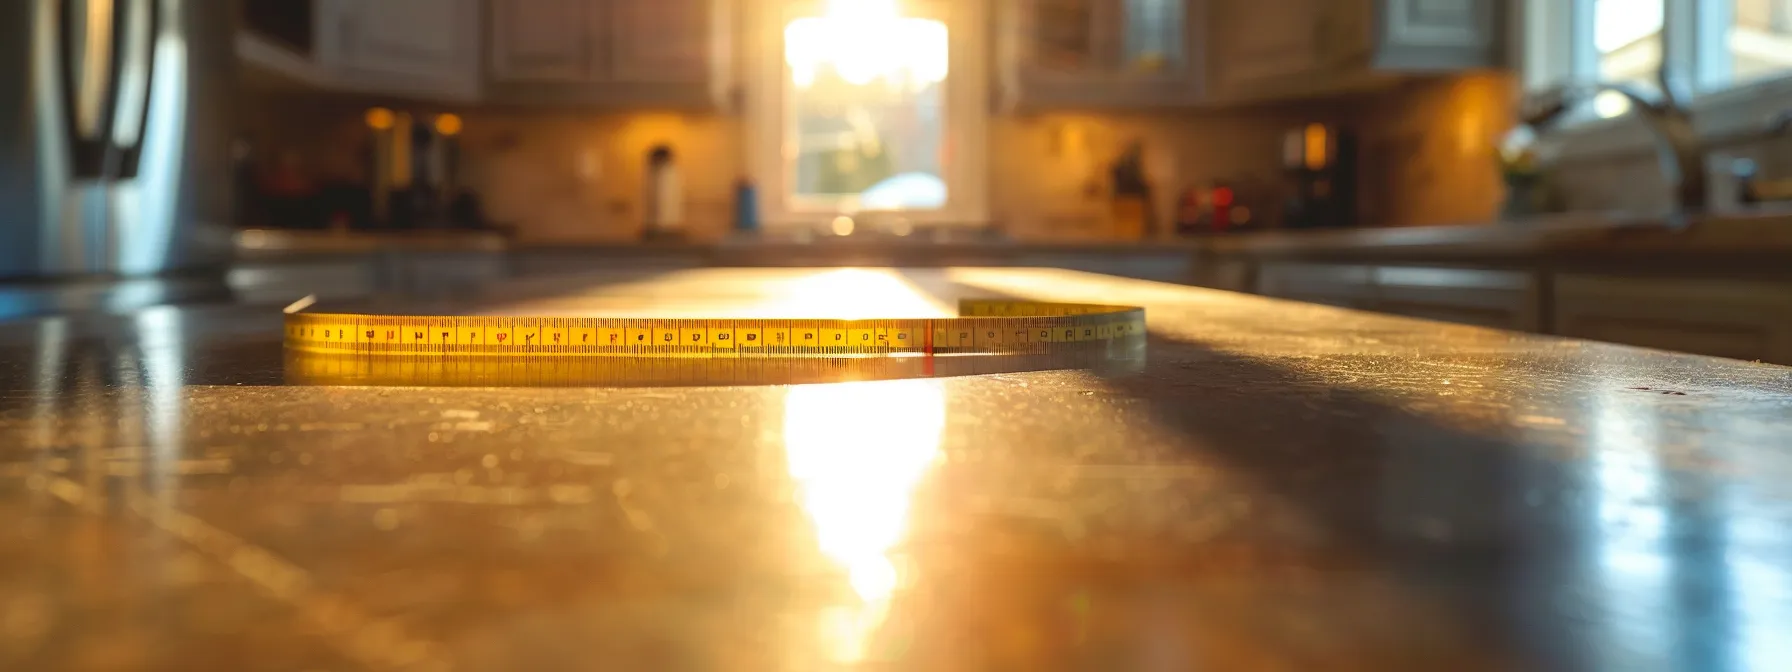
left=1021, top=0, right=1185, bottom=74
left=1554, top=275, right=1792, bottom=365
left=1211, top=0, right=1326, bottom=90
left=492, top=0, right=598, bottom=81
left=1120, top=0, right=1187, bottom=74
left=1002, top=0, right=1199, bottom=108
left=1024, top=0, right=1112, bottom=73
left=1369, top=266, right=1539, bottom=331
left=317, top=0, right=479, bottom=97
left=1374, top=0, right=1497, bottom=70
left=607, top=0, right=713, bottom=83
left=1255, top=262, right=1377, bottom=309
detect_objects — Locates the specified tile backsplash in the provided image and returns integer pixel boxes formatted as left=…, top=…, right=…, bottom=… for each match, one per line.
left=240, top=96, right=744, bottom=242
left=1350, top=73, right=1515, bottom=228
left=244, top=72, right=1513, bottom=243
left=455, top=111, right=742, bottom=242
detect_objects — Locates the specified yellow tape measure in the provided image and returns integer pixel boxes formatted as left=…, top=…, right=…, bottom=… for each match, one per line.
left=284, top=299, right=1146, bottom=387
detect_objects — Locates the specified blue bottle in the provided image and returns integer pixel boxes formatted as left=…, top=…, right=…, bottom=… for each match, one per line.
left=734, top=179, right=759, bottom=233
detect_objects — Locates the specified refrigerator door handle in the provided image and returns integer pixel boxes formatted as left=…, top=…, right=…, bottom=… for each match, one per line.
left=110, top=0, right=157, bottom=177
left=57, top=0, right=120, bottom=178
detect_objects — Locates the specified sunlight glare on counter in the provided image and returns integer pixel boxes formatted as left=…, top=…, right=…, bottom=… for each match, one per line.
left=783, top=378, right=946, bottom=662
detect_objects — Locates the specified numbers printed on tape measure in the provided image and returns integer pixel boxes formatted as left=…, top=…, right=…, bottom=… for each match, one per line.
left=284, top=300, right=1145, bottom=359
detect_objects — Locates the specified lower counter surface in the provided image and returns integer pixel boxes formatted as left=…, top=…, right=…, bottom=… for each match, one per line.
left=2, top=268, right=1790, bottom=671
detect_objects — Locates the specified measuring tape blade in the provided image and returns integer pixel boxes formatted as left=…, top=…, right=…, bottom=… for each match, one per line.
left=284, top=299, right=1146, bottom=386
left=284, top=349, right=1148, bottom=387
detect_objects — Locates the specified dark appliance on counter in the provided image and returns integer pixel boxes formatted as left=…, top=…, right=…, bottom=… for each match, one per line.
left=1109, top=141, right=1154, bottom=240
left=1, top=0, right=238, bottom=280
left=1281, top=123, right=1357, bottom=230
left=364, top=110, right=478, bottom=230
left=241, top=0, right=312, bottom=55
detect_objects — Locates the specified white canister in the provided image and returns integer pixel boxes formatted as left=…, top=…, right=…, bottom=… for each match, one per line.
left=644, top=145, right=685, bottom=235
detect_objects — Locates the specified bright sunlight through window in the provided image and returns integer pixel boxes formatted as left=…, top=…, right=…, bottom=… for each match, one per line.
left=1593, top=0, right=1663, bottom=118
left=1709, top=0, right=1792, bottom=90
left=784, top=0, right=950, bottom=211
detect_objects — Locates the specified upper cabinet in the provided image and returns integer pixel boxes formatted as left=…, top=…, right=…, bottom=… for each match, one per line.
left=240, top=0, right=732, bottom=108
left=1207, top=0, right=1330, bottom=97
left=608, top=0, right=714, bottom=83
left=1208, top=0, right=1500, bottom=103
left=1372, top=0, right=1499, bottom=70
left=489, top=0, right=598, bottom=81
left=998, top=0, right=1503, bottom=110
left=314, top=0, right=483, bottom=101
left=998, top=0, right=1202, bottom=109
left=487, top=0, right=733, bottom=108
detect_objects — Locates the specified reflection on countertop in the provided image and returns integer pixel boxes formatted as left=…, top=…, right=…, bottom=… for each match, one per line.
left=234, top=228, right=510, bottom=255
left=1194, top=208, right=1792, bottom=261
left=234, top=207, right=1792, bottom=263
left=230, top=226, right=1204, bottom=256
left=1, top=268, right=1790, bottom=670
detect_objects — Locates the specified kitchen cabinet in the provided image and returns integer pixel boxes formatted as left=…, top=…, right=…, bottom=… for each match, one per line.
left=487, top=0, right=733, bottom=108
left=1554, top=275, right=1792, bottom=364
left=1255, top=262, right=1377, bottom=310
left=999, top=0, right=1499, bottom=109
left=1254, top=262, right=1537, bottom=330
left=998, top=0, right=1202, bottom=109
left=1207, top=0, right=1330, bottom=99
left=239, top=0, right=729, bottom=107
left=609, top=0, right=714, bottom=83
left=489, top=0, right=599, bottom=81
left=1373, top=0, right=1500, bottom=70
left=1371, top=266, right=1538, bottom=331
left=315, top=0, right=482, bottom=101
left=1207, top=0, right=1498, bottom=104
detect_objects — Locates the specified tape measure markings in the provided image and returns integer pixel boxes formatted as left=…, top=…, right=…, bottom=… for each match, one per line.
left=285, top=299, right=1145, bottom=358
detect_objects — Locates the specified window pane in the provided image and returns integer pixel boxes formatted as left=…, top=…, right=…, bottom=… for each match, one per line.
left=1595, top=0, right=1664, bottom=84
left=1709, top=0, right=1792, bottom=90
left=1123, top=0, right=1183, bottom=72
left=784, top=3, right=948, bottom=212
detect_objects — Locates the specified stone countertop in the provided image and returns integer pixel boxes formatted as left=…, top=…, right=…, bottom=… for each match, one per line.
left=234, top=229, right=512, bottom=257
left=1196, top=209, right=1792, bottom=263
left=235, top=207, right=1792, bottom=268
left=2, top=268, right=1790, bottom=670
left=230, top=228, right=1206, bottom=260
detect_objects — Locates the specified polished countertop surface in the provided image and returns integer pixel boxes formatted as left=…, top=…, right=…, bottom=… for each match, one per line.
left=231, top=228, right=1202, bottom=259
left=3, top=268, right=1791, bottom=671
left=233, top=207, right=1792, bottom=266
left=1197, top=209, right=1792, bottom=262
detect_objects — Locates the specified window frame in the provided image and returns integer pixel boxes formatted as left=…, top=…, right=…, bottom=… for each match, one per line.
left=744, top=0, right=989, bottom=230
left=1520, top=0, right=1792, bottom=159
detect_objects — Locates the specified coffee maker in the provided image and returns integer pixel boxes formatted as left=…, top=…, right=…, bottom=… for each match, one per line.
left=1281, top=123, right=1357, bottom=229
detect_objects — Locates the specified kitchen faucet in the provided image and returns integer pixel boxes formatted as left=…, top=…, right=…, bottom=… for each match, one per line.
left=1519, top=66, right=1705, bottom=227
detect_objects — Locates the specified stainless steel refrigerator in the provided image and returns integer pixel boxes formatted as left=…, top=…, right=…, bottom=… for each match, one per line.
left=0, top=0, right=236, bottom=281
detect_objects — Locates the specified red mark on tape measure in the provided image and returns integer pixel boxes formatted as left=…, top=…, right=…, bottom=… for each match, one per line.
left=923, top=320, right=935, bottom=377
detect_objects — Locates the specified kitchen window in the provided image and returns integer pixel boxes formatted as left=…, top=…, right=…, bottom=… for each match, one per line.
left=1522, top=0, right=1792, bottom=146
left=747, top=0, right=988, bottom=229
left=1592, top=0, right=1663, bottom=87
left=1700, top=0, right=1792, bottom=91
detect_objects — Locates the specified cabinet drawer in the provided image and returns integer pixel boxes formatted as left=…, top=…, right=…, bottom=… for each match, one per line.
left=1370, top=266, right=1537, bottom=331
left=1256, top=262, right=1375, bottom=301
left=491, top=0, right=599, bottom=81
left=1554, top=275, right=1792, bottom=364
